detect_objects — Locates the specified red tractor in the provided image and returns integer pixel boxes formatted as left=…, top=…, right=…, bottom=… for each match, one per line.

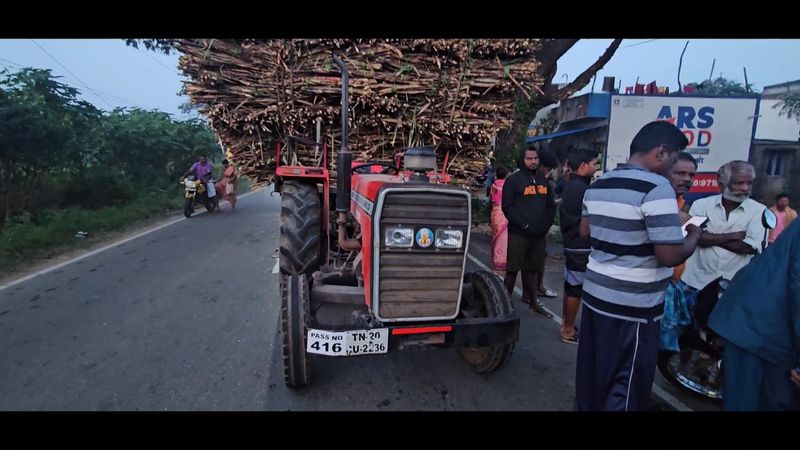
left=275, top=54, right=519, bottom=387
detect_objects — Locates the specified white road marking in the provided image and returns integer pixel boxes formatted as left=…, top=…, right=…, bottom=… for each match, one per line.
left=466, top=253, right=560, bottom=323
left=465, top=252, right=694, bottom=412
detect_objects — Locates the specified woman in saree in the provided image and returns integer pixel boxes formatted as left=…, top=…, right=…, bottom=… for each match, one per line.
left=490, top=166, right=509, bottom=277
left=216, top=159, right=239, bottom=210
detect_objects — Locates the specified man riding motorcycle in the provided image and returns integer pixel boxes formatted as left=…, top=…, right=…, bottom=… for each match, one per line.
left=180, top=155, right=218, bottom=216
left=181, top=155, right=216, bottom=194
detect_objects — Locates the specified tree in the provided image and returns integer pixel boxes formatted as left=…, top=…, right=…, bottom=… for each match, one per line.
left=678, top=76, right=756, bottom=97
left=0, top=66, right=220, bottom=223
left=0, top=68, right=100, bottom=223
left=779, top=92, right=800, bottom=121
left=64, top=107, right=219, bottom=209
left=96, top=108, right=218, bottom=182
left=495, top=39, right=622, bottom=168
left=124, top=39, right=177, bottom=55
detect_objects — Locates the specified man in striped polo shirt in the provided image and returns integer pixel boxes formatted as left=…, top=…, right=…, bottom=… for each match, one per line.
left=575, top=121, right=701, bottom=411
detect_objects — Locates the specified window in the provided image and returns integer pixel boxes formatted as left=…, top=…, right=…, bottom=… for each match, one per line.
left=766, top=151, right=786, bottom=177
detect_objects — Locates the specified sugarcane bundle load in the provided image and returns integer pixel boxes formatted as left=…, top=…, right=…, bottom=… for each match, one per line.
left=177, top=39, right=546, bottom=187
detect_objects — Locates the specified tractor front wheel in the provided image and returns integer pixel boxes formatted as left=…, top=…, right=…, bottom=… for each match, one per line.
left=460, top=270, right=516, bottom=373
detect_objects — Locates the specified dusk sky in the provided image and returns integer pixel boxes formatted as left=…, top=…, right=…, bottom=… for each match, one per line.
left=2, top=39, right=798, bottom=118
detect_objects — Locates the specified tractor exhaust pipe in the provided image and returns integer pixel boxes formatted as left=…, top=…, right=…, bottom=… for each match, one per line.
left=332, top=53, right=361, bottom=251
left=337, top=215, right=361, bottom=251
left=333, top=54, right=351, bottom=213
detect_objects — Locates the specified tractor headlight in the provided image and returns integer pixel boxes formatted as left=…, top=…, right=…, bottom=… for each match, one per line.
left=435, top=229, right=463, bottom=249
left=385, top=227, right=414, bottom=247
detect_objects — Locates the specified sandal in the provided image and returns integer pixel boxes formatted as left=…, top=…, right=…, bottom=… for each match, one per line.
left=530, top=300, right=554, bottom=319
left=560, top=333, right=579, bottom=345
left=539, top=287, right=558, bottom=298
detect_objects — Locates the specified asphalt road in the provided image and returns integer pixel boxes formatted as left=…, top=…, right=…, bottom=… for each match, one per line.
left=0, top=189, right=720, bottom=411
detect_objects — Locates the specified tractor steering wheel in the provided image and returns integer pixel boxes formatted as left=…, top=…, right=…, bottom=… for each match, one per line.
left=351, top=162, right=399, bottom=175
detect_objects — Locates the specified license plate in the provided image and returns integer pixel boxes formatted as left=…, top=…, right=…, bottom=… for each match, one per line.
left=306, top=328, right=389, bottom=356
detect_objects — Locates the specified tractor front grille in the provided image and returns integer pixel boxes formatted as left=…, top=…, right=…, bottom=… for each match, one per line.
left=375, top=189, right=470, bottom=321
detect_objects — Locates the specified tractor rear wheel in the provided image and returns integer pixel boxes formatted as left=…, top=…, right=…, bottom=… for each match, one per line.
left=460, top=270, right=516, bottom=373
left=279, top=181, right=321, bottom=275
left=280, top=273, right=311, bottom=388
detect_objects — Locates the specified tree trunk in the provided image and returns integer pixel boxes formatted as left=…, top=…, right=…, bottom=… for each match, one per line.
left=494, top=39, right=623, bottom=167
left=21, top=170, right=36, bottom=214
left=536, top=39, right=580, bottom=85
left=549, top=39, right=623, bottom=101
left=1, top=157, right=11, bottom=225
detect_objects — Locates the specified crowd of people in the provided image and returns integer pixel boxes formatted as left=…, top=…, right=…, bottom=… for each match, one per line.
left=487, top=121, right=799, bottom=411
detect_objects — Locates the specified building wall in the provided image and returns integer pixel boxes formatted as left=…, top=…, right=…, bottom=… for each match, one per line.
left=556, top=93, right=611, bottom=124
left=751, top=95, right=800, bottom=206
left=546, top=122, right=607, bottom=162
left=557, top=96, right=590, bottom=123
left=750, top=142, right=800, bottom=206
left=762, top=80, right=800, bottom=99
left=755, top=99, right=800, bottom=141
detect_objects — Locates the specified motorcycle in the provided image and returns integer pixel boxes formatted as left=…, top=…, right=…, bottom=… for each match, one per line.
left=657, top=208, right=778, bottom=400
left=181, top=175, right=219, bottom=218
left=658, top=277, right=728, bottom=399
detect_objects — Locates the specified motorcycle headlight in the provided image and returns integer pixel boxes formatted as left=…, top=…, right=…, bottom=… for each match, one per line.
left=185, top=180, right=196, bottom=188
left=384, top=227, right=414, bottom=248
left=435, top=229, right=463, bottom=249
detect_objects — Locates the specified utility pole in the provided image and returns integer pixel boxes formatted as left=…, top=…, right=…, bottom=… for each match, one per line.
left=677, top=40, right=690, bottom=93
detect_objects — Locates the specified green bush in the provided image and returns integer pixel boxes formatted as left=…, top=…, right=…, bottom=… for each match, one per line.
left=471, top=196, right=491, bottom=225
left=61, top=171, right=137, bottom=209
left=236, top=177, right=251, bottom=194
left=0, top=190, right=181, bottom=273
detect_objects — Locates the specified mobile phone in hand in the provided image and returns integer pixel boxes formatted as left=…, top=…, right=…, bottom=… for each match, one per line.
left=682, top=216, right=708, bottom=237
